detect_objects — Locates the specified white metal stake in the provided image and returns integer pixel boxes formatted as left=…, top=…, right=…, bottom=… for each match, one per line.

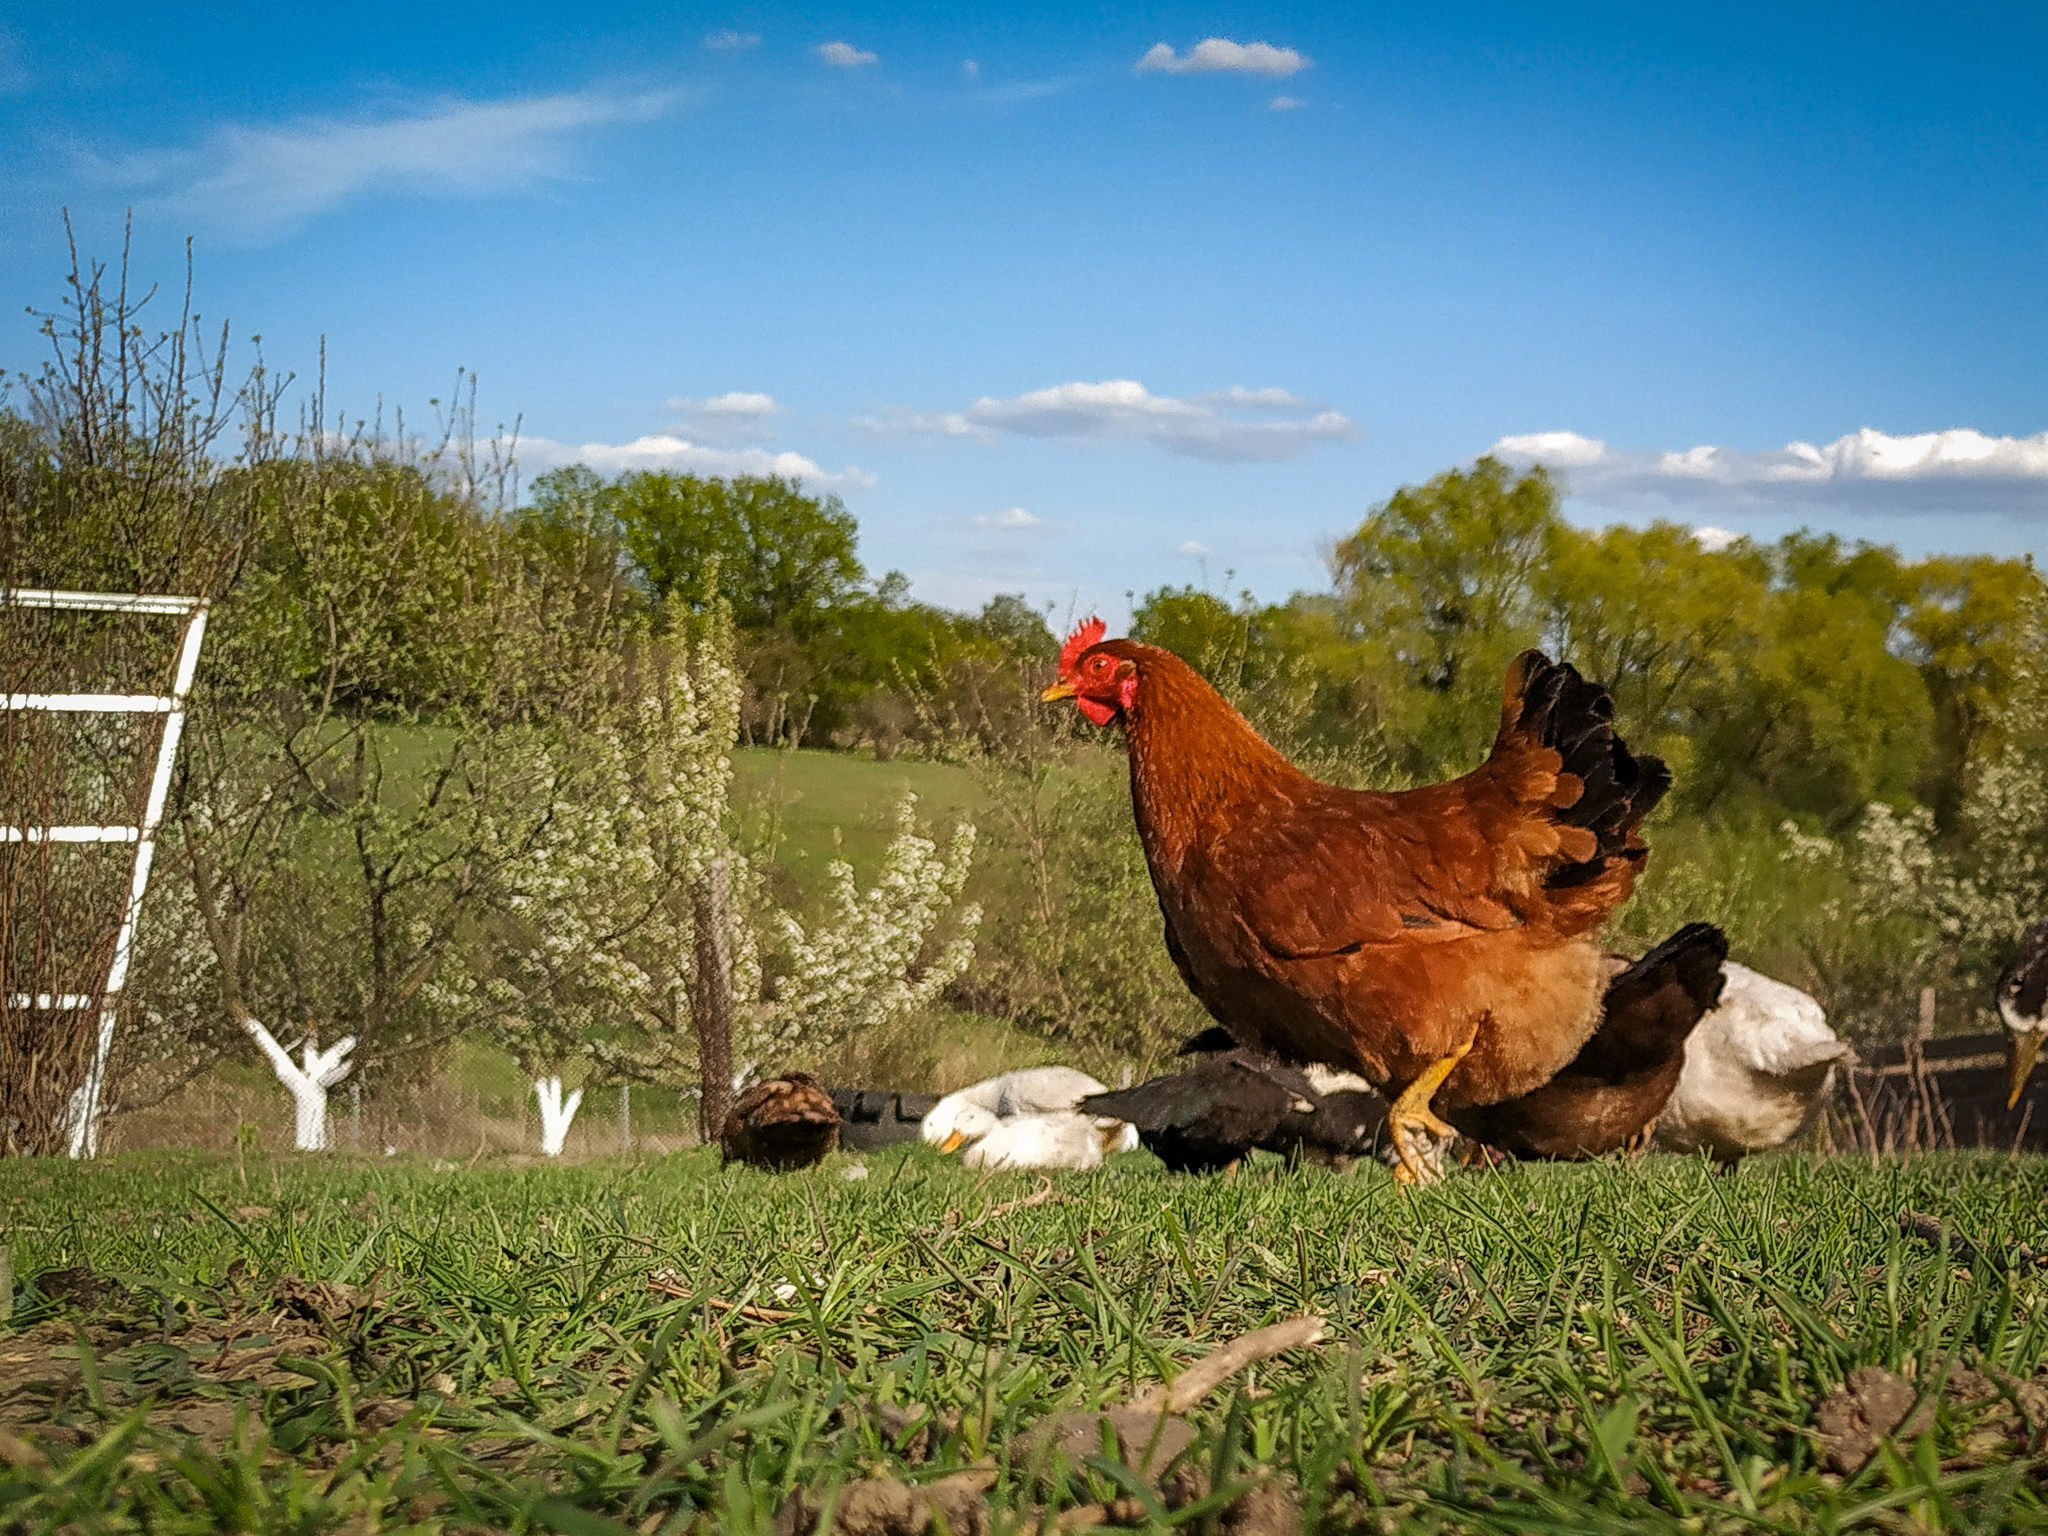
left=535, top=1076, right=584, bottom=1156
left=2, top=590, right=209, bottom=1158
left=243, top=1018, right=355, bottom=1151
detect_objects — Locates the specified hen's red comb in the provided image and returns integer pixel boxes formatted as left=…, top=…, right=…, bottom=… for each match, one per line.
left=1058, top=616, right=1107, bottom=677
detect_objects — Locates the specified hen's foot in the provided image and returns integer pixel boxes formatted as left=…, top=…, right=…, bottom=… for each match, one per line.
left=1387, top=1037, right=1477, bottom=1187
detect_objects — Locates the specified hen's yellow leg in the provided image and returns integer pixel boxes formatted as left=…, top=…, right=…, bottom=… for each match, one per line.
left=1388, top=1033, right=1478, bottom=1187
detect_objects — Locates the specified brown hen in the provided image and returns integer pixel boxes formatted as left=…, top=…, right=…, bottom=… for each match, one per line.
left=719, top=1072, right=840, bottom=1171
left=1042, top=620, right=1669, bottom=1182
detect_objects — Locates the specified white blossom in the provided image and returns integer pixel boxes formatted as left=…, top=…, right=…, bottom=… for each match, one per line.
left=1841, top=590, right=2048, bottom=965
left=464, top=591, right=980, bottom=1102
left=754, top=791, right=980, bottom=1072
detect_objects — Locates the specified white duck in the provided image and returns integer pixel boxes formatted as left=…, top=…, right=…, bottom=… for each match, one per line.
left=922, top=1067, right=1137, bottom=1169
left=921, top=1067, right=1112, bottom=1151
left=961, top=1112, right=1141, bottom=1171
left=1654, top=961, right=1849, bottom=1165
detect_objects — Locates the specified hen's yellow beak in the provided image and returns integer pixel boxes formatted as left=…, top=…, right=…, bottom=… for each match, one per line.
left=938, top=1129, right=967, bottom=1153
left=2007, top=1032, right=2042, bottom=1110
left=1041, top=680, right=1076, bottom=702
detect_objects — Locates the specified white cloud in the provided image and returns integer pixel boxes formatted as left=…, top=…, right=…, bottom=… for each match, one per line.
left=1490, top=426, right=2048, bottom=515
left=659, top=390, right=783, bottom=442
left=817, top=41, right=878, bottom=68
left=973, top=507, right=1042, bottom=529
left=857, top=379, right=1358, bottom=463
left=1135, top=39, right=1308, bottom=77
left=93, top=88, right=677, bottom=241
left=1177, top=541, right=1213, bottom=556
left=1270, top=95, right=1303, bottom=110
left=963, top=59, right=980, bottom=78
left=681, top=390, right=783, bottom=419
left=1492, top=430, right=1610, bottom=468
left=1693, top=526, right=1740, bottom=552
left=518, top=432, right=875, bottom=489
left=704, top=29, right=760, bottom=50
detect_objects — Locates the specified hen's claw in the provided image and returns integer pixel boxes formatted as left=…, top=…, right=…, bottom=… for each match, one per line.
left=1386, top=1033, right=1478, bottom=1186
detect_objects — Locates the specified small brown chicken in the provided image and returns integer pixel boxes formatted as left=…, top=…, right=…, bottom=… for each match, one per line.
left=719, top=1073, right=840, bottom=1171
left=1042, top=620, right=1669, bottom=1183
left=1448, top=922, right=1727, bottom=1158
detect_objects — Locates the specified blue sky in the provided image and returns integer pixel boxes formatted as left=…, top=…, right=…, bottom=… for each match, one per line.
left=2, top=3, right=2044, bottom=622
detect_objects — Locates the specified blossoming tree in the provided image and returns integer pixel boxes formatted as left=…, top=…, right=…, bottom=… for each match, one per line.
left=1787, top=588, right=2048, bottom=1006
left=464, top=587, right=980, bottom=1151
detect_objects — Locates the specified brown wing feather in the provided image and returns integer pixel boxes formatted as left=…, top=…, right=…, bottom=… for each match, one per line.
left=1216, top=649, right=1667, bottom=959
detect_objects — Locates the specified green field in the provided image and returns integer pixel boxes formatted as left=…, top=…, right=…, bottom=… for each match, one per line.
left=730, top=747, right=985, bottom=898
left=4, top=1148, right=2047, bottom=1533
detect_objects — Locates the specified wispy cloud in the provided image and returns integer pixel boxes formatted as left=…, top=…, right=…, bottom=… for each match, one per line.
left=973, top=507, right=1043, bottom=529
left=857, top=379, right=1357, bottom=463
left=1135, top=39, right=1309, bottom=78
left=91, top=88, right=678, bottom=241
left=1491, top=427, right=2048, bottom=515
left=663, top=391, right=786, bottom=444
left=1270, top=95, right=1303, bottom=110
left=678, top=390, right=783, bottom=419
left=519, top=432, right=875, bottom=489
left=817, top=41, right=879, bottom=68
left=975, top=76, right=1075, bottom=105
left=704, top=29, right=759, bottom=50
left=1177, top=540, right=1213, bottom=556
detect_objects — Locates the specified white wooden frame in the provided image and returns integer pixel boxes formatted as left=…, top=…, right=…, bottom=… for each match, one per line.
left=2, top=588, right=210, bottom=1156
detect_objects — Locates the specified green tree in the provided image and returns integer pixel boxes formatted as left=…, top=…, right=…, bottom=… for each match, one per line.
left=973, top=593, right=1057, bottom=659
left=1535, top=521, right=1768, bottom=801
left=1330, top=456, right=1564, bottom=773
left=1904, top=553, right=2046, bottom=827
left=594, top=471, right=864, bottom=637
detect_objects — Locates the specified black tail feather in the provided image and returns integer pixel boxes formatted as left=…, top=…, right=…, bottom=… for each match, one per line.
left=1510, top=651, right=1670, bottom=890
left=1608, top=921, right=1729, bottom=1019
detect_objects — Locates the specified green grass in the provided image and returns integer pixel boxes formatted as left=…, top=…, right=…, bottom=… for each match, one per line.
left=5, top=1149, right=2048, bottom=1532
left=731, top=747, right=983, bottom=898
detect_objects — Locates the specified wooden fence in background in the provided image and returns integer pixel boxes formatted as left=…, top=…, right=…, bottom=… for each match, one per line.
left=1826, top=1032, right=2047, bottom=1155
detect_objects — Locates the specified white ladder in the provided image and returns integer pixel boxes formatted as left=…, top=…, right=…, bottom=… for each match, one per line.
left=2, top=589, right=210, bottom=1156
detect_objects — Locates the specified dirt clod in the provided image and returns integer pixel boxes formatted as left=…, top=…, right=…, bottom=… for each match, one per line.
left=849, top=1399, right=942, bottom=1463
left=778, top=1475, right=992, bottom=1536
left=168, top=1401, right=245, bottom=1442
left=1817, top=1367, right=1933, bottom=1474
left=271, top=1277, right=373, bottom=1324
left=1017, top=1406, right=1199, bottom=1488
left=1218, top=1477, right=1301, bottom=1536
left=33, top=1266, right=114, bottom=1310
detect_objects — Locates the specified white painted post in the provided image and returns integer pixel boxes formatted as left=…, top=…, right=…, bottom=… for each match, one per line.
left=534, top=1076, right=583, bottom=1156
left=2, top=590, right=210, bottom=1157
left=242, top=1017, right=355, bottom=1151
